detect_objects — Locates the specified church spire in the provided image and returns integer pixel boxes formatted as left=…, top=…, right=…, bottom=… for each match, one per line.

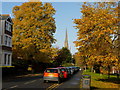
left=64, top=28, right=69, bottom=49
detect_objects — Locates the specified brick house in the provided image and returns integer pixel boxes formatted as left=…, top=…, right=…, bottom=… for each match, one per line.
left=0, top=14, right=13, bottom=66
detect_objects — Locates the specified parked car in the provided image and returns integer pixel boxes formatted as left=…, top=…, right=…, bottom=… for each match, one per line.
left=66, top=67, right=72, bottom=76
left=76, top=67, right=80, bottom=71
left=57, top=67, right=69, bottom=79
left=43, top=68, right=64, bottom=84
left=69, top=67, right=75, bottom=74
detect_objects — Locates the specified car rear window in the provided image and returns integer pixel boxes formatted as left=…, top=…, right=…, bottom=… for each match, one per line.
left=46, top=69, right=58, bottom=73
left=61, top=68, right=65, bottom=72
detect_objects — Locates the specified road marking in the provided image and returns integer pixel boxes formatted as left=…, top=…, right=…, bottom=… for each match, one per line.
left=24, top=82, right=30, bottom=84
left=54, top=83, right=63, bottom=89
left=10, top=85, right=18, bottom=88
left=51, top=84, right=59, bottom=88
left=16, top=73, right=43, bottom=78
left=46, top=83, right=63, bottom=90
left=24, top=80, right=37, bottom=84
left=31, top=80, right=37, bottom=83
left=46, top=84, right=56, bottom=90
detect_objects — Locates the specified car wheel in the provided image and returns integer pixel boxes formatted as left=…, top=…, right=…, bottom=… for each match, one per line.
left=58, top=78, right=61, bottom=84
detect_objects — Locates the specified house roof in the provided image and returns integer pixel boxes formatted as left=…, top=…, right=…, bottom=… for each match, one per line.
left=0, top=14, right=13, bottom=24
left=0, top=14, right=10, bottom=20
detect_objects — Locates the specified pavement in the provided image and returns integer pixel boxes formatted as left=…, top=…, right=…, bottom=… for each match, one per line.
left=56, top=71, right=82, bottom=89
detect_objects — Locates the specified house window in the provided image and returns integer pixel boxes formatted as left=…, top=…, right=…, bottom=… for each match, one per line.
left=0, top=35, right=1, bottom=45
left=8, top=54, right=10, bottom=65
left=5, top=22, right=8, bottom=31
left=4, top=54, right=7, bottom=65
left=8, top=24, right=11, bottom=32
left=5, top=35, right=8, bottom=45
left=8, top=37, right=11, bottom=46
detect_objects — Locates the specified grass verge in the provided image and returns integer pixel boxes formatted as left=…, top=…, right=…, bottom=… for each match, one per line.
left=82, top=70, right=120, bottom=89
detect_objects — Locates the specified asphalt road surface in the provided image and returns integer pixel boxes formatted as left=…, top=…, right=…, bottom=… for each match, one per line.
left=2, top=70, right=82, bottom=90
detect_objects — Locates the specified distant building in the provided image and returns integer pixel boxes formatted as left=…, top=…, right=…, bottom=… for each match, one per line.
left=0, top=14, right=13, bottom=66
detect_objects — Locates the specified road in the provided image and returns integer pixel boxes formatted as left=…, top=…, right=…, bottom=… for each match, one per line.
left=2, top=70, right=82, bottom=90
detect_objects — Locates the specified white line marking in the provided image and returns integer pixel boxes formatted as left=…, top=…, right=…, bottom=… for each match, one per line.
left=24, top=80, right=37, bottom=84
left=10, top=85, right=18, bottom=88
left=24, top=82, right=31, bottom=84
left=30, top=80, right=37, bottom=83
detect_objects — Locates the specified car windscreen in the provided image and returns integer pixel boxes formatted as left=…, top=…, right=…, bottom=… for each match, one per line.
left=46, top=69, right=58, bottom=73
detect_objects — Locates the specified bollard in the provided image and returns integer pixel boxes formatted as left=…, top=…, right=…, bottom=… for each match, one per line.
left=82, top=75, right=91, bottom=89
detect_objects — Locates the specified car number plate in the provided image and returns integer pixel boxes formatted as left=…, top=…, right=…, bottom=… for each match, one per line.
left=49, top=74, right=53, bottom=77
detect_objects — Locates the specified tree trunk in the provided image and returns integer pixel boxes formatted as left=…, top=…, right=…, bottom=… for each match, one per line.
left=83, top=65, right=87, bottom=71
left=91, top=66, right=94, bottom=72
left=117, top=18, right=120, bottom=78
left=117, top=70, right=119, bottom=79
left=93, top=64, right=100, bottom=73
left=108, top=65, right=110, bottom=79
left=117, top=35, right=120, bottom=78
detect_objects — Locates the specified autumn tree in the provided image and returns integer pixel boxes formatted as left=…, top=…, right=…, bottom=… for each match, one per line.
left=53, top=47, right=72, bottom=66
left=12, top=1, right=56, bottom=64
left=73, top=52, right=85, bottom=67
left=49, top=47, right=60, bottom=63
left=74, top=2, right=119, bottom=75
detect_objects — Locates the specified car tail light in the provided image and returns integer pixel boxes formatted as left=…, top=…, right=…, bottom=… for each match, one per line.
left=53, top=73, right=59, bottom=77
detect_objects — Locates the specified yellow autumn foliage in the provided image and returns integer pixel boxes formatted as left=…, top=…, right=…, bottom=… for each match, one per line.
left=12, top=1, right=56, bottom=63
left=74, top=2, right=119, bottom=68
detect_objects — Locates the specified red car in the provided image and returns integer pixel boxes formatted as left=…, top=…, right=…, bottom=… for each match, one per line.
left=57, top=67, right=68, bottom=79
